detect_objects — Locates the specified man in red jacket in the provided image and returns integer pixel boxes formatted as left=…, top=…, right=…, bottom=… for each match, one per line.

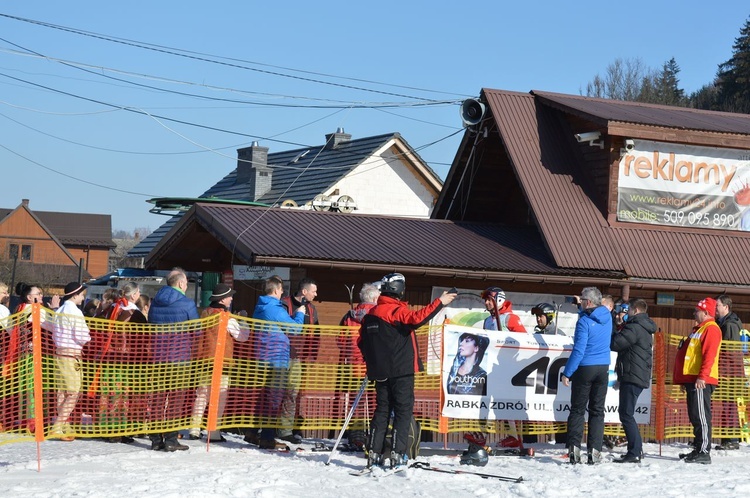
left=359, top=273, right=456, bottom=469
left=673, top=297, right=722, bottom=464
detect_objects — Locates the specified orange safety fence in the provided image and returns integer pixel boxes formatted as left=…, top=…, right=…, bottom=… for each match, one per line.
left=1, top=306, right=749, bottom=451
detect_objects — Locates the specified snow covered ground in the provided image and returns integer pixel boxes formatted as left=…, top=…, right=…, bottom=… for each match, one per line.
left=1, top=433, right=748, bottom=497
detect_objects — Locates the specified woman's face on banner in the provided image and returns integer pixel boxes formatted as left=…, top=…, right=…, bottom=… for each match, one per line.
left=459, top=336, right=479, bottom=358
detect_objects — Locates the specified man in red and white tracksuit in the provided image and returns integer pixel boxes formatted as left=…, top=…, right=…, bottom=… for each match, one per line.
left=359, top=273, right=456, bottom=468
left=673, top=297, right=722, bottom=464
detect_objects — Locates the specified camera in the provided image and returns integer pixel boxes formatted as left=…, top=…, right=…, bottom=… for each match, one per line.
left=574, top=131, right=601, bottom=143
left=564, top=296, right=579, bottom=304
left=448, top=287, right=458, bottom=294
left=299, top=297, right=308, bottom=305
left=624, top=139, right=635, bottom=151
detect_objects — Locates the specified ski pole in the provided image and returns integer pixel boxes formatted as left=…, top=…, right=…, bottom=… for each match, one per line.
left=409, top=461, right=523, bottom=483
left=326, top=375, right=368, bottom=465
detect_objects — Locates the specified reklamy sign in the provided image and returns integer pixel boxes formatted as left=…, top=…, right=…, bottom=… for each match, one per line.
left=616, top=140, right=750, bottom=232
left=441, top=324, right=651, bottom=424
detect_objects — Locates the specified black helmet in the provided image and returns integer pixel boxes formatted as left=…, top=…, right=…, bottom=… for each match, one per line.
left=380, top=273, right=406, bottom=299
left=460, top=444, right=489, bottom=467
left=531, top=302, right=555, bottom=325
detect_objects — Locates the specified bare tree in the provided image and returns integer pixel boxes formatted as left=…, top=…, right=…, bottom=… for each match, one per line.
left=585, top=58, right=652, bottom=101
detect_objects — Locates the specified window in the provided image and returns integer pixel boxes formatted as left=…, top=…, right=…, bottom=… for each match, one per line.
left=8, top=243, right=32, bottom=261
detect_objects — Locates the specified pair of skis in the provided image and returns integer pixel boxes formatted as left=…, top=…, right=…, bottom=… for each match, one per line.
left=351, top=461, right=523, bottom=483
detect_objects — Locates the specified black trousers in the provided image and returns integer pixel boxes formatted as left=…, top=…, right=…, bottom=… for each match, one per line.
left=685, top=383, right=715, bottom=453
left=566, top=365, right=608, bottom=452
left=618, top=381, right=644, bottom=457
left=369, top=375, right=414, bottom=455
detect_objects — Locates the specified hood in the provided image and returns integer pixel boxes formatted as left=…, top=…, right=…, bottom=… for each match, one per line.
left=629, top=312, right=658, bottom=334
left=151, top=286, right=185, bottom=308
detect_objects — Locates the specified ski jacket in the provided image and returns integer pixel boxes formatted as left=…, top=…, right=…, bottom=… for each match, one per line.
left=673, top=319, right=721, bottom=385
left=253, top=294, right=305, bottom=368
left=563, top=305, right=612, bottom=378
left=149, top=286, right=200, bottom=362
left=337, top=302, right=376, bottom=368
left=610, top=312, right=658, bottom=389
left=359, top=295, right=444, bottom=379
left=149, top=286, right=199, bottom=324
left=482, top=301, right=527, bottom=332
left=717, top=311, right=742, bottom=342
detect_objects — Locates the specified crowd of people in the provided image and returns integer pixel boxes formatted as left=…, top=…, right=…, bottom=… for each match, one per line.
left=0, top=273, right=745, bottom=469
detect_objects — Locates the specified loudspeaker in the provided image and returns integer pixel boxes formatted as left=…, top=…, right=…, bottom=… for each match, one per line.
left=460, top=98, right=486, bottom=127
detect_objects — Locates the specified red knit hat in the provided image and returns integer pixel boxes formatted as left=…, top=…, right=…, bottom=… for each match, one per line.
left=696, top=297, right=717, bottom=317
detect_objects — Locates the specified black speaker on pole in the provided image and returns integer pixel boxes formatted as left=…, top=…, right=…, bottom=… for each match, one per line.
left=460, top=98, right=486, bottom=128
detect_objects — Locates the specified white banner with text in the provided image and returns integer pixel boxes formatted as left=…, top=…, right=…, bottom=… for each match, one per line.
left=440, top=324, right=651, bottom=423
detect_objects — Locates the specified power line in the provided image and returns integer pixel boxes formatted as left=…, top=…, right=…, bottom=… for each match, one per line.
left=0, top=142, right=159, bottom=197
left=0, top=13, right=469, bottom=101
left=0, top=46, right=461, bottom=108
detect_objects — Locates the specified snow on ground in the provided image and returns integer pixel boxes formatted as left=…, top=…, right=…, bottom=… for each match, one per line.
left=1, top=433, right=748, bottom=497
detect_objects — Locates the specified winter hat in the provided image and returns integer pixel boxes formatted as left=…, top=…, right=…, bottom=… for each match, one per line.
left=209, top=283, right=236, bottom=302
left=62, top=282, right=86, bottom=301
left=696, top=297, right=717, bottom=317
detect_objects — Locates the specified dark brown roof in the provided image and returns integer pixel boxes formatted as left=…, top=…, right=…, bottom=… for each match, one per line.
left=474, top=88, right=750, bottom=287
left=533, top=90, right=750, bottom=135
left=146, top=203, right=623, bottom=280
left=34, top=211, right=115, bottom=247
left=0, top=207, right=115, bottom=248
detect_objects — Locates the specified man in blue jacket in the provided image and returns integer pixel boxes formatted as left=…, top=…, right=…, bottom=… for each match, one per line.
left=561, top=287, right=612, bottom=465
left=148, top=268, right=199, bottom=451
left=251, top=275, right=305, bottom=449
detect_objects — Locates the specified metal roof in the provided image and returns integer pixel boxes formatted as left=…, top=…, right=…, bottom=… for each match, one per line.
left=533, top=90, right=750, bottom=135
left=147, top=203, right=623, bottom=280
left=475, top=88, right=750, bottom=286
left=129, top=132, right=437, bottom=258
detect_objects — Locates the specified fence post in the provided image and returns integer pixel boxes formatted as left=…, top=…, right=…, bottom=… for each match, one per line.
left=206, top=311, right=229, bottom=447
left=654, top=329, right=666, bottom=449
left=32, top=303, right=45, bottom=470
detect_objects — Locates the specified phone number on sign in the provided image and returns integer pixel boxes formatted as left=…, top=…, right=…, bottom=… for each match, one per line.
left=663, top=210, right=736, bottom=227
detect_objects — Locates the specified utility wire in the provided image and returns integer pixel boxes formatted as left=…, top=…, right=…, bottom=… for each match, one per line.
left=0, top=13, right=465, bottom=102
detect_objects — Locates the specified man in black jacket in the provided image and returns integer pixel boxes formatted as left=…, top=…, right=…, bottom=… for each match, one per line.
left=715, top=294, right=744, bottom=450
left=610, top=298, right=658, bottom=463
left=359, top=273, right=456, bottom=469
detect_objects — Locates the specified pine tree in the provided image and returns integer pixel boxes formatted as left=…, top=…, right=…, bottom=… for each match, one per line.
left=716, top=17, right=750, bottom=113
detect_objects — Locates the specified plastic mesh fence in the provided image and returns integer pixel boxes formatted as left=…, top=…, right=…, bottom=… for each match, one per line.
left=1, top=306, right=748, bottom=447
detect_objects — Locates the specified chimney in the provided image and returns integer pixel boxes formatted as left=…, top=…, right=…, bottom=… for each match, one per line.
left=323, top=127, right=352, bottom=150
left=236, top=142, right=272, bottom=200
left=21, top=199, right=29, bottom=208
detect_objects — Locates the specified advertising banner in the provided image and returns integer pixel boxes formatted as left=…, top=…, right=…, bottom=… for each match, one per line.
left=617, top=140, right=750, bottom=231
left=426, top=287, right=580, bottom=375
left=440, top=323, right=651, bottom=423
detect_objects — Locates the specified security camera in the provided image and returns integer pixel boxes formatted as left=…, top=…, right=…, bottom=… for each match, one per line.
left=624, top=139, right=635, bottom=151
left=574, top=131, right=601, bottom=142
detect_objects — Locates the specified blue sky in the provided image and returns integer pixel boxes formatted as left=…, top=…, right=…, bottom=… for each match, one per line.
left=0, top=2, right=747, bottom=232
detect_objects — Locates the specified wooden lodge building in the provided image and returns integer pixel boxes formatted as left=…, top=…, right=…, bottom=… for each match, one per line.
left=144, top=89, right=750, bottom=335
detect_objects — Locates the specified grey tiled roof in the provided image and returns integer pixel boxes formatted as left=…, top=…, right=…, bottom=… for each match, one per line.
left=128, top=132, right=416, bottom=258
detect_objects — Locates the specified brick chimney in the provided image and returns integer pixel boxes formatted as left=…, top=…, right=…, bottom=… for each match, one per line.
left=21, top=199, right=29, bottom=208
left=323, top=128, right=352, bottom=150
left=236, top=142, right=272, bottom=200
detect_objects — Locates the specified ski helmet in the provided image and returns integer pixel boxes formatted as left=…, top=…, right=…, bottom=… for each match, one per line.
left=481, top=287, right=506, bottom=309
left=531, top=303, right=556, bottom=325
left=460, top=444, right=489, bottom=467
left=380, top=273, right=406, bottom=299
